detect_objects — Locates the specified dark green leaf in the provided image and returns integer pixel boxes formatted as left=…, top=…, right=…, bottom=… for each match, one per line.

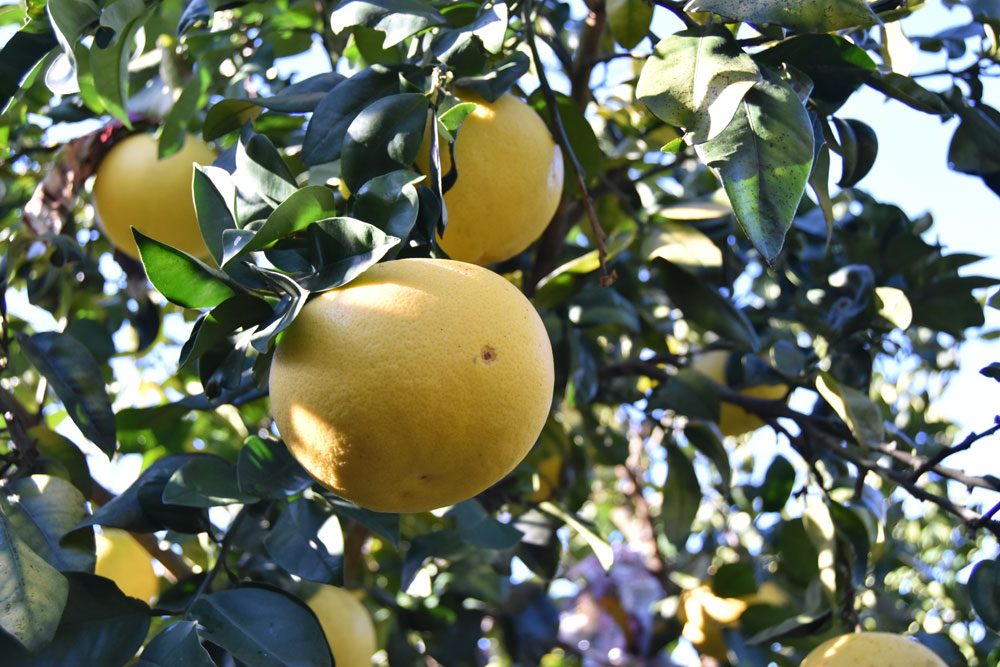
left=759, top=455, right=795, bottom=512
left=567, top=285, right=640, bottom=332
left=815, top=372, right=884, bottom=448
left=657, top=261, right=760, bottom=350
left=46, top=0, right=100, bottom=64
left=0, top=26, right=57, bottom=115
left=970, top=559, right=1000, bottom=633
left=2, top=572, right=149, bottom=667
left=661, top=443, right=701, bottom=548
left=236, top=436, right=312, bottom=499
left=133, top=621, right=214, bottom=667
left=134, top=229, right=238, bottom=309
left=834, top=118, right=878, bottom=187
left=527, top=89, right=602, bottom=181
left=637, top=28, right=761, bottom=144
left=341, top=92, right=429, bottom=192
left=755, top=34, right=876, bottom=113
left=447, top=500, right=523, bottom=550
left=90, top=6, right=152, bottom=123
left=178, top=294, right=272, bottom=370
left=948, top=103, right=1000, bottom=176
left=353, top=169, right=424, bottom=239
left=695, top=67, right=814, bottom=262
left=221, top=186, right=338, bottom=265
left=17, top=331, right=116, bottom=455
left=302, top=66, right=399, bottom=166
left=648, top=368, right=721, bottom=423
left=163, top=455, right=257, bottom=508
left=453, top=51, right=529, bottom=102
left=320, top=491, right=401, bottom=548
left=712, top=562, right=757, bottom=597
left=0, top=511, right=68, bottom=652
left=329, top=0, right=445, bottom=47
left=190, top=585, right=332, bottom=667
left=685, top=422, right=732, bottom=488
left=264, top=498, right=343, bottom=582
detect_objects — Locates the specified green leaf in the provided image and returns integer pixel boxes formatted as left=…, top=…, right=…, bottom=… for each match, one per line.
left=759, top=455, right=796, bottom=512
left=329, top=0, right=445, bottom=47
left=833, top=118, right=879, bottom=187
left=969, top=559, right=1000, bottom=633
left=134, top=229, right=237, bottom=309
left=235, top=126, right=298, bottom=206
left=0, top=511, right=68, bottom=651
left=159, top=66, right=212, bottom=159
left=179, top=294, right=272, bottom=370
left=606, top=0, right=653, bottom=50
left=447, top=500, right=523, bottom=550
left=17, top=331, right=116, bottom=456
left=295, top=218, right=401, bottom=292
left=643, top=220, right=723, bottom=269
left=865, top=71, right=951, bottom=115
left=657, top=261, right=760, bottom=351
left=539, top=501, right=614, bottom=571
left=302, top=66, right=399, bottom=166
left=236, top=436, right=312, bottom=499
left=46, top=0, right=100, bottom=67
left=90, top=6, right=152, bottom=123
left=685, top=0, right=879, bottom=32
left=454, top=51, right=530, bottom=102
left=341, top=92, right=429, bottom=193
left=2, top=475, right=92, bottom=572
left=685, top=422, right=731, bottom=488
left=712, top=562, right=757, bottom=597
left=662, top=443, right=701, bottom=548
left=816, top=372, right=884, bottom=448
left=193, top=165, right=238, bottom=266
left=190, top=586, right=333, bottom=667
left=637, top=28, right=761, bottom=144
left=527, top=89, right=603, bottom=181
left=3, top=572, right=150, bottom=667
left=802, top=495, right=837, bottom=604
left=221, top=186, right=338, bottom=265
left=28, top=426, right=94, bottom=498
left=133, top=621, right=214, bottom=667
left=264, top=498, right=343, bottom=582
left=755, top=34, right=876, bottom=113
left=648, top=368, right=721, bottom=422
left=948, top=103, right=1000, bottom=176
left=695, top=67, right=814, bottom=262
left=163, top=455, right=257, bottom=508
left=874, top=286, right=912, bottom=329
left=353, top=169, right=424, bottom=239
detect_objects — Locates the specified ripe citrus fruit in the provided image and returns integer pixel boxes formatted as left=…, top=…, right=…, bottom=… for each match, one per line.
left=268, top=258, right=555, bottom=513
left=416, top=90, right=564, bottom=265
left=306, top=585, right=378, bottom=667
left=94, top=528, right=160, bottom=603
left=691, top=350, right=788, bottom=437
left=525, top=454, right=563, bottom=502
left=92, top=133, right=216, bottom=260
left=799, top=631, right=946, bottom=666
left=680, top=582, right=789, bottom=662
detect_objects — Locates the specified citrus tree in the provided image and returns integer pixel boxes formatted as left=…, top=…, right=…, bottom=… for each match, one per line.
left=2, top=0, right=1000, bottom=665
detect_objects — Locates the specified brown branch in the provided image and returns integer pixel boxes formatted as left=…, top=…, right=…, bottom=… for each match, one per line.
left=908, top=417, right=1000, bottom=484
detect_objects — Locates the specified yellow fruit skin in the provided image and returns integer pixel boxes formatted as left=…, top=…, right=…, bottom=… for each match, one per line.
left=307, top=586, right=378, bottom=667
left=94, top=528, right=160, bottom=603
left=417, top=91, right=564, bottom=265
left=691, top=350, right=788, bottom=437
left=269, top=258, right=555, bottom=513
left=680, top=583, right=790, bottom=663
left=93, top=133, right=217, bottom=260
left=525, top=454, right=562, bottom=502
left=799, top=632, right=947, bottom=667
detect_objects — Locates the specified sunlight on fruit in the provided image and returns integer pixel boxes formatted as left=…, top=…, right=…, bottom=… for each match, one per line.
left=799, top=631, right=947, bottom=666
left=95, top=528, right=160, bottom=604
left=307, top=585, right=378, bottom=667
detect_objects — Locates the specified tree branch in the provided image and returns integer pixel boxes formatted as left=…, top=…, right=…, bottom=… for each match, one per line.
left=908, top=417, right=1000, bottom=484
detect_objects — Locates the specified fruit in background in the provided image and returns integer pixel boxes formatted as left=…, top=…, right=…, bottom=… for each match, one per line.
left=269, top=258, right=555, bottom=513
left=680, top=582, right=789, bottom=663
left=691, top=350, right=789, bottom=437
left=416, top=91, right=564, bottom=265
left=306, top=585, right=378, bottom=667
left=799, top=631, right=947, bottom=666
left=525, top=454, right=563, bottom=502
left=94, top=528, right=160, bottom=604
left=92, top=133, right=216, bottom=260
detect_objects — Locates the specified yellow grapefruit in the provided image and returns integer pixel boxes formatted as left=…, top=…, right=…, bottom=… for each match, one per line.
left=94, top=528, right=160, bottom=603
left=306, top=585, right=378, bottom=667
left=416, top=91, right=564, bottom=265
left=92, top=133, right=216, bottom=260
left=800, top=631, right=947, bottom=666
left=269, top=258, right=555, bottom=513
left=691, top=350, right=788, bottom=437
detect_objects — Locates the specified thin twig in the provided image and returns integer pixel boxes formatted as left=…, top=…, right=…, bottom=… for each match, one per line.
left=184, top=507, right=249, bottom=615
left=908, top=417, right=1000, bottom=484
